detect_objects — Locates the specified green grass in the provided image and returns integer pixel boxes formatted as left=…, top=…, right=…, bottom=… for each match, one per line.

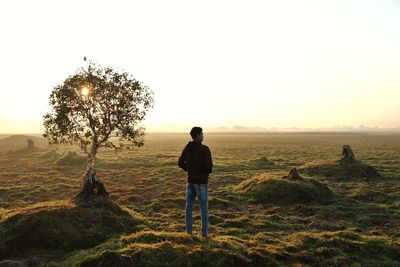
left=280, top=230, right=400, bottom=266
left=54, top=231, right=257, bottom=267
left=0, top=132, right=400, bottom=266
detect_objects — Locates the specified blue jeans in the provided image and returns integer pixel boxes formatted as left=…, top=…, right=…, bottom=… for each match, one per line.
left=185, top=183, right=208, bottom=236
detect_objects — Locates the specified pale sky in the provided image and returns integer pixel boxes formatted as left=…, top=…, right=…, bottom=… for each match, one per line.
left=0, top=0, right=399, bottom=133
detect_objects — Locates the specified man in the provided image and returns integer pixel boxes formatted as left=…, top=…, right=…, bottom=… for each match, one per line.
left=178, top=127, right=213, bottom=237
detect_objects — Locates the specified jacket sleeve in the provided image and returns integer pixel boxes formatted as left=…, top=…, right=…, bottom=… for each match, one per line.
left=203, top=146, right=213, bottom=174
left=178, top=145, right=188, bottom=171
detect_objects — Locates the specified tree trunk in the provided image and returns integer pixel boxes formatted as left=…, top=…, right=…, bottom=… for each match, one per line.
left=341, top=145, right=356, bottom=162
left=75, top=143, right=108, bottom=199
left=286, top=167, right=302, bottom=180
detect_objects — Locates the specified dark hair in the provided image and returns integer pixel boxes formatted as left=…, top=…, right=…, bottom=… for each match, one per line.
left=190, top=127, right=203, bottom=139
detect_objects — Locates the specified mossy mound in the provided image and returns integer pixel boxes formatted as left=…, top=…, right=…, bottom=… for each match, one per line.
left=350, top=190, right=396, bottom=203
left=52, top=230, right=400, bottom=266
left=0, top=198, right=148, bottom=259
left=0, top=135, right=48, bottom=154
left=56, top=151, right=87, bottom=166
left=302, top=159, right=381, bottom=180
left=234, top=172, right=334, bottom=205
left=40, top=149, right=63, bottom=161
left=280, top=230, right=400, bottom=266
left=7, top=144, right=43, bottom=156
left=55, top=231, right=270, bottom=267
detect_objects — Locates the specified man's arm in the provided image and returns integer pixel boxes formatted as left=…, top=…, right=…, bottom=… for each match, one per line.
left=203, top=146, right=213, bottom=174
left=178, top=145, right=188, bottom=171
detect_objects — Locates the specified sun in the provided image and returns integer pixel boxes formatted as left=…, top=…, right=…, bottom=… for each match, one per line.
left=81, top=86, right=90, bottom=96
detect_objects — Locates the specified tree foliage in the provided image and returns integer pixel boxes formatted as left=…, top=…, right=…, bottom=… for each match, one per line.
left=43, top=61, right=154, bottom=155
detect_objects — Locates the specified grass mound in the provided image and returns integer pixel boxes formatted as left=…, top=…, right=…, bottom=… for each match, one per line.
left=54, top=231, right=269, bottom=267
left=7, top=142, right=44, bottom=155
left=280, top=230, right=400, bottom=266
left=56, top=151, right=87, bottom=166
left=350, top=190, right=396, bottom=203
left=0, top=198, right=148, bottom=259
left=234, top=172, right=334, bottom=204
left=302, top=159, right=381, bottom=180
left=40, top=149, right=63, bottom=161
left=0, top=135, right=48, bottom=154
left=52, top=230, right=400, bottom=266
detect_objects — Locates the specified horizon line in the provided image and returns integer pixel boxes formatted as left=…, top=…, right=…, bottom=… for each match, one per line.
left=1, top=129, right=400, bottom=136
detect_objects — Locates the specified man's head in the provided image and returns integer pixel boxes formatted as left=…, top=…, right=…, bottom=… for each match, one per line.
left=190, top=127, right=204, bottom=142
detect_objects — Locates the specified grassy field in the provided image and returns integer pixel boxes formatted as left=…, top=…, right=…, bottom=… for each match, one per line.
left=0, top=132, right=399, bottom=266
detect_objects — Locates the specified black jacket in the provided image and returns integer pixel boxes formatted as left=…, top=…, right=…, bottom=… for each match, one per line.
left=178, top=140, right=213, bottom=184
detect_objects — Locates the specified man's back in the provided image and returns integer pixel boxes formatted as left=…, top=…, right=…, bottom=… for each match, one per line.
left=178, top=140, right=213, bottom=184
left=180, top=126, right=211, bottom=237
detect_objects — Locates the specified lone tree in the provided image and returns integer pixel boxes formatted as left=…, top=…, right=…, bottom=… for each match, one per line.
left=43, top=60, right=154, bottom=198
